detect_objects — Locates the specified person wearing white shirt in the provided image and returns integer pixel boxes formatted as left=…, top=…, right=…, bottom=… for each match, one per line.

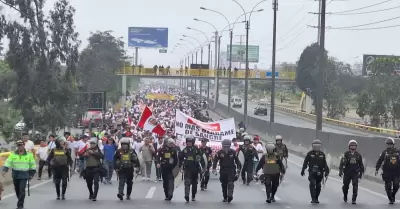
left=22, top=133, right=35, bottom=155
left=252, top=138, right=265, bottom=179
left=37, top=139, right=51, bottom=180
left=48, top=135, right=56, bottom=150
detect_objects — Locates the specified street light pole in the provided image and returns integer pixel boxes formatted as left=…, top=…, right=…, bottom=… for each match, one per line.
left=214, top=31, right=219, bottom=109
left=316, top=0, right=326, bottom=133
left=228, top=30, right=233, bottom=113
left=270, top=0, right=278, bottom=123
left=243, top=20, right=250, bottom=124
left=200, top=47, right=203, bottom=99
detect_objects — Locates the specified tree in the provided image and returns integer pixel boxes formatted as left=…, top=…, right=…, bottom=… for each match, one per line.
left=0, top=60, right=16, bottom=99
left=77, top=31, right=126, bottom=103
left=0, top=0, right=80, bottom=132
left=356, top=58, right=400, bottom=127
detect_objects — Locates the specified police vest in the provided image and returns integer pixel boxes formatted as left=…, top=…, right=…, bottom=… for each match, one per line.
left=120, top=151, right=133, bottom=169
left=384, top=151, right=399, bottom=169
left=52, top=149, right=68, bottom=166
left=263, top=154, right=280, bottom=175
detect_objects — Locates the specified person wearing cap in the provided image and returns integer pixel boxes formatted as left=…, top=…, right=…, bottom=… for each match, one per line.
left=2, top=140, right=36, bottom=209
left=300, top=139, right=329, bottom=204
left=375, top=137, right=400, bottom=204
left=37, top=139, right=50, bottom=180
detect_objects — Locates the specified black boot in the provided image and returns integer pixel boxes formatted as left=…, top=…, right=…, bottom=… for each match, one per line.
left=227, top=196, right=233, bottom=203
left=266, top=192, right=271, bottom=203
left=61, top=186, right=67, bottom=200
left=352, top=195, right=357, bottom=204
left=117, top=193, right=123, bottom=201
left=126, top=195, right=130, bottom=200
left=56, top=186, right=61, bottom=200
left=93, top=188, right=98, bottom=201
left=167, top=194, right=173, bottom=201
left=184, top=196, right=189, bottom=202
left=271, top=195, right=276, bottom=203
left=222, top=197, right=227, bottom=202
left=192, top=195, right=196, bottom=201
left=164, top=191, right=169, bottom=201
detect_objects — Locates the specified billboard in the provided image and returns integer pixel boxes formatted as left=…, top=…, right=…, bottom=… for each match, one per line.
left=226, top=45, right=259, bottom=62
left=362, top=54, right=400, bottom=76
left=128, top=27, right=168, bottom=48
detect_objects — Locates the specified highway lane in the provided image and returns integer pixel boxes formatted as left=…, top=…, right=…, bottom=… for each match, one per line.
left=0, top=157, right=394, bottom=209
left=215, top=91, right=381, bottom=136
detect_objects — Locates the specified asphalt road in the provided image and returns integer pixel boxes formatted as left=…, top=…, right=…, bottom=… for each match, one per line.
left=215, top=91, right=382, bottom=136
left=0, top=155, right=395, bottom=209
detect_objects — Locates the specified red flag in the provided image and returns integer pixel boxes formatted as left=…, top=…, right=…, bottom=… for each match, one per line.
left=138, top=106, right=166, bottom=136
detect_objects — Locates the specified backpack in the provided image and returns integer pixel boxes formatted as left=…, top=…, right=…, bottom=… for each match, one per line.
left=52, top=149, right=68, bottom=166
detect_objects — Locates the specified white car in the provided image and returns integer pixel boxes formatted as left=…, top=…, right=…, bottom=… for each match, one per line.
left=14, top=120, right=26, bottom=130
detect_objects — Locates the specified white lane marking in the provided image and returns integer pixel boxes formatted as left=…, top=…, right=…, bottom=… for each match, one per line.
left=261, top=188, right=281, bottom=200
left=145, top=186, right=156, bottom=199
left=286, top=156, right=399, bottom=201
left=2, top=179, right=53, bottom=200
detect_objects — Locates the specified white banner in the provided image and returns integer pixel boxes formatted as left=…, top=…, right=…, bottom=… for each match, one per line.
left=175, top=110, right=236, bottom=142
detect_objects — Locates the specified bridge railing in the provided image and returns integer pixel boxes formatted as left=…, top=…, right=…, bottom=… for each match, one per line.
left=116, top=67, right=296, bottom=80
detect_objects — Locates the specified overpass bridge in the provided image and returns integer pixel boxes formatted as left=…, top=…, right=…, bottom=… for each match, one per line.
left=116, top=67, right=296, bottom=82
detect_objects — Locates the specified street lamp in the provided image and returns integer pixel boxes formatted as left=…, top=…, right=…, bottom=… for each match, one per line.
left=181, top=36, right=202, bottom=64
left=186, top=27, right=212, bottom=68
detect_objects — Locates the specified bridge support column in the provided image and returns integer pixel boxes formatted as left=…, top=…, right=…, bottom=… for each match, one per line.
left=199, top=80, right=202, bottom=99
left=207, top=80, right=210, bottom=100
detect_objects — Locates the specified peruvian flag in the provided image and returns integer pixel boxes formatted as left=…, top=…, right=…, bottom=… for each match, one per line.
left=138, top=106, right=166, bottom=136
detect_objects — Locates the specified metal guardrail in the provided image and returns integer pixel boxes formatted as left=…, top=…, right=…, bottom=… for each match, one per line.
left=116, top=67, right=296, bottom=80
left=274, top=106, right=399, bottom=136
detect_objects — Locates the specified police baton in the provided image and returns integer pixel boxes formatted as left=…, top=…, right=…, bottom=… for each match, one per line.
left=27, top=179, right=30, bottom=196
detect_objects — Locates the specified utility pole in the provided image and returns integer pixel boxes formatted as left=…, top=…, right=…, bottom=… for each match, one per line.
left=270, top=0, right=278, bottom=123
left=317, top=0, right=322, bottom=43
left=243, top=21, right=250, bottom=124
left=235, top=35, right=245, bottom=69
left=228, top=30, right=233, bottom=113
left=316, top=0, right=326, bottom=133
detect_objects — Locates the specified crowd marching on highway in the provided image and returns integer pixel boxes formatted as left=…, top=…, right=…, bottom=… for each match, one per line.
left=2, top=84, right=400, bottom=209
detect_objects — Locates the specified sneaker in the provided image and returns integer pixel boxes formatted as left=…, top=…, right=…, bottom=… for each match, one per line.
left=142, top=177, right=146, bottom=181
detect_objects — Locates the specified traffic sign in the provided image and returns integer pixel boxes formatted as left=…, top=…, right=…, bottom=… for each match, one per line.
left=159, top=49, right=167, bottom=53
left=266, top=71, right=279, bottom=78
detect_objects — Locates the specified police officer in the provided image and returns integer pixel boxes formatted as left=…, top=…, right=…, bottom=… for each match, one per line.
left=178, top=134, right=205, bottom=202
left=47, top=136, right=73, bottom=200
left=155, top=138, right=178, bottom=201
left=238, top=135, right=258, bottom=185
left=301, top=139, right=329, bottom=204
left=274, top=135, right=289, bottom=168
left=339, top=139, right=364, bottom=204
left=83, top=138, right=104, bottom=201
left=256, top=143, right=285, bottom=203
left=2, top=140, right=36, bottom=209
left=114, top=137, right=141, bottom=201
left=213, top=139, right=241, bottom=203
left=199, top=138, right=212, bottom=190
left=375, top=137, right=400, bottom=204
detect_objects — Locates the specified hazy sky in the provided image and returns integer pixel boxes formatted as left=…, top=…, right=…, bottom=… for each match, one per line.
left=3, top=0, right=400, bottom=69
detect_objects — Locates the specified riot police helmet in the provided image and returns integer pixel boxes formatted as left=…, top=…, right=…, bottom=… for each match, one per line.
left=265, top=143, right=275, bottom=154
left=55, top=136, right=67, bottom=148
left=348, top=139, right=357, bottom=150
left=311, top=139, right=322, bottom=151
left=386, top=137, right=395, bottom=148
left=166, top=138, right=175, bottom=147
left=239, top=128, right=245, bottom=132
left=275, top=135, right=283, bottom=141
left=243, top=135, right=251, bottom=144
left=89, top=137, right=98, bottom=148
left=242, top=132, right=248, bottom=137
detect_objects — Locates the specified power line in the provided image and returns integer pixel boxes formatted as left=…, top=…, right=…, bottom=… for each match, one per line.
left=329, top=5, right=400, bottom=15
left=277, top=0, right=334, bottom=51
left=330, top=0, right=393, bottom=14
left=328, top=15, right=400, bottom=29
left=329, top=24, right=400, bottom=30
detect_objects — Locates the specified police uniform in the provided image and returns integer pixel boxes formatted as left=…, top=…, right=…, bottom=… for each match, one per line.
left=256, top=143, right=285, bottom=203
left=84, top=138, right=104, bottom=201
left=375, top=137, right=400, bottom=204
left=2, top=140, right=36, bottom=209
left=155, top=138, right=178, bottom=201
left=239, top=136, right=258, bottom=185
left=114, top=137, right=140, bottom=200
left=47, top=137, right=73, bottom=199
left=339, top=140, right=364, bottom=204
left=199, top=139, right=212, bottom=190
left=274, top=135, right=288, bottom=168
left=301, top=139, right=329, bottom=204
left=212, top=139, right=242, bottom=203
left=178, top=135, right=205, bottom=202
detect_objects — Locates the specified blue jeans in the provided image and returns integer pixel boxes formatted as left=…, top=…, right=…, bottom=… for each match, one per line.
left=253, top=160, right=259, bottom=175
left=103, top=160, right=114, bottom=181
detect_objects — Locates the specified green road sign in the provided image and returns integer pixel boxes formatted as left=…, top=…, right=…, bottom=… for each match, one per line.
left=227, top=45, right=259, bottom=62
left=159, top=49, right=167, bottom=53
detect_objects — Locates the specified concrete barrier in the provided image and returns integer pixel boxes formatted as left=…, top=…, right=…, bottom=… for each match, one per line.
left=205, top=98, right=388, bottom=180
